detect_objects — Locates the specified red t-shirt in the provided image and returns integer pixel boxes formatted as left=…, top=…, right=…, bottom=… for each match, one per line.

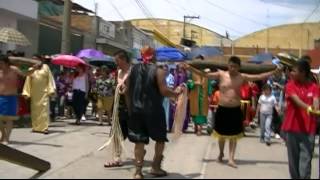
left=282, top=80, right=319, bottom=135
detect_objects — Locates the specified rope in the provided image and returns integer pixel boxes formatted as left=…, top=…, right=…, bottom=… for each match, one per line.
left=98, top=85, right=126, bottom=157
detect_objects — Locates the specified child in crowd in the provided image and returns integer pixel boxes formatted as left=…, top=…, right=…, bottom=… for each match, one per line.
left=256, top=84, right=278, bottom=146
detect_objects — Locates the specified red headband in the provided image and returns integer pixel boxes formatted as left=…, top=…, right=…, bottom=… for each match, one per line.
left=141, top=46, right=155, bottom=64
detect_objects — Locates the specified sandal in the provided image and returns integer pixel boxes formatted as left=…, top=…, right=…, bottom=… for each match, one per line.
left=104, top=161, right=123, bottom=168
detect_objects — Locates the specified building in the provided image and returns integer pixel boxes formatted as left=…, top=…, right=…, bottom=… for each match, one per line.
left=130, top=18, right=231, bottom=47
left=96, top=20, right=133, bottom=55
left=235, top=22, right=320, bottom=52
left=37, top=0, right=94, bottom=55
left=131, top=27, right=154, bottom=59
left=0, top=0, right=39, bottom=56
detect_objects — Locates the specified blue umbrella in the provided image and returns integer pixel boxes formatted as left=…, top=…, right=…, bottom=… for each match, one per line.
left=249, top=53, right=273, bottom=64
left=86, top=55, right=116, bottom=68
left=187, top=46, right=223, bottom=59
left=156, top=47, right=186, bottom=62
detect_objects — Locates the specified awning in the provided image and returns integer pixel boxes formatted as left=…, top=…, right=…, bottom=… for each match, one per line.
left=37, top=0, right=94, bottom=17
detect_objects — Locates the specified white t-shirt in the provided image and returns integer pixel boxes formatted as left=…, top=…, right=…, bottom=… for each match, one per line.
left=72, top=75, right=87, bottom=92
left=258, top=94, right=277, bottom=114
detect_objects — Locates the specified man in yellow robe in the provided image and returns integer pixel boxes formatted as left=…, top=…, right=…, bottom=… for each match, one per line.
left=22, top=59, right=56, bottom=134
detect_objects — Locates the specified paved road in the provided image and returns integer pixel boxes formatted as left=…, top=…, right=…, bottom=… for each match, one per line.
left=0, top=119, right=318, bottom=179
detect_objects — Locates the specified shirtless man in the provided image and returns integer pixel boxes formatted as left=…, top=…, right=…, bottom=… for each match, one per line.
left=0, top=55, right=38, bottom=144
left=185, top=56, right=281, bottom=168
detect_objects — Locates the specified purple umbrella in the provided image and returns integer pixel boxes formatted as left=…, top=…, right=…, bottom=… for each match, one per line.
left=76, top=49, right=105, bottom=59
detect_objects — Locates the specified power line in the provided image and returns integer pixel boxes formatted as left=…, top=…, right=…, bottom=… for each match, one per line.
left=110, top=0, right=126, bottom=20
left=304, top=0, right=320, bottom=22
left=163, top=0, right=188, bottom=15
left=133, top=0, right=166, bottom=34
left=203, top=0, right=268, bottom=27
left=162, top=0, right=244, bottom=36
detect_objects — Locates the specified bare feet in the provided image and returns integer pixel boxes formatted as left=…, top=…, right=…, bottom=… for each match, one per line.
left=196, top=131, right=202, bottom=136
left=227, top=161, right=238, bottom=169
left=217, top=153, right=224, bottom=163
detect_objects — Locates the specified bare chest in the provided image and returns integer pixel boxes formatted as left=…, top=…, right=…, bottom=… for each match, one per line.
left=219, top=73, right=243, bottom=91
left=0, top=70, right=18, bottom=84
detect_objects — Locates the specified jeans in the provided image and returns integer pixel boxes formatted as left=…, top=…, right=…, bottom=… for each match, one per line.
left=285, top=132, right=315, bottom=179
left=72, top=90, right=86, bottom=121
left=260, top=113, right=273, bottom=142
left=58, top=95, right=65, bottom=117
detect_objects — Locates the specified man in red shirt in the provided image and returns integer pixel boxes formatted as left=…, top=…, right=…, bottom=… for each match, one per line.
left=282, top=60, right=319, bottom=179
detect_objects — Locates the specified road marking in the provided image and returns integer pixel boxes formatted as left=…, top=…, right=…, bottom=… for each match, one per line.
left=200, top=140, right=213, bottom=179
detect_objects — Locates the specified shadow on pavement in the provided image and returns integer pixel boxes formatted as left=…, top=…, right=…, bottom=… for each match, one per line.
left=202, top=158, right=288, bottom=165
left=49, top=124, right=68, bottom=128
left=47, top=130, right=67, bottom=134
left=91, top=132, right=109, bottom=137
left=68, top=122, right=100, bottom=127
left=146, top=173, right=201, bottom=179
left=10, top=141, right=63, bottom=148
left=236, top=159, right=288, bottom=165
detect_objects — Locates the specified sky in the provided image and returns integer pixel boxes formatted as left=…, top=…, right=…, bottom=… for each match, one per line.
left=73, top=0, right=320, bottom=39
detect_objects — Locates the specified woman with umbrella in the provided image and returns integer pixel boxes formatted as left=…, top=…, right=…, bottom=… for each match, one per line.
left=72, top=64, right=89, bottom=125
left=51, top=55, right=90, bottom=125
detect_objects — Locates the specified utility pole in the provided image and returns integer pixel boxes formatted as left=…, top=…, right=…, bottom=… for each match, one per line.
left=183, top=16, right=200, bottom=39
left=61, top=0, right=72, bottom=54
left=266, top=9, right=270, bottom=53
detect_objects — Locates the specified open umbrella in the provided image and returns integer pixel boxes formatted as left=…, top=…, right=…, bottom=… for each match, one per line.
left=276, top=52, right=299, bottom=67
left=76, top=49, right=105, bottom=59
left=87, top=55, right=116, bottom=69
left=0, top=27, right=31, bottom=46
left=248, top=53, right=273, bottom=64
left=187, top=46, right=223, bottom=59
left=52, top=55, right=87, bottom=68
left=156, top=47, right=186, bottom=62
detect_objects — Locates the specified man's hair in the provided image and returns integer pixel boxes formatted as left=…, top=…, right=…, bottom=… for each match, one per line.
left=114, top=50, right=130, bottom=63
left=262, top=84, right=271, bottom=91
left=301, top=55, right=312, bottom=63
left=229, top=56, right=241, bottom=66
left=0, top=55, right=10, bottom=64
left=295, top=59, right=311, bottom=78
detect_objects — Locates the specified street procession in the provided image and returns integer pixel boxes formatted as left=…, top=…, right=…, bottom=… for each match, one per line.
left=1, top=0, right=320, bottom=179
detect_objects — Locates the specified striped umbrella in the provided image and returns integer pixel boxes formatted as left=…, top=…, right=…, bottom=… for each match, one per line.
left=0, top=27, right=31, bottom=46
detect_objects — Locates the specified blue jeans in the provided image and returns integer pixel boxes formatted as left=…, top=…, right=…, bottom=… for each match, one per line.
left=260, top=113, right=273, bottom=142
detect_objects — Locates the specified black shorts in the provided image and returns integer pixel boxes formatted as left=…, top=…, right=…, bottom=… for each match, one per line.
left=119, top=106, right=129, bottom=140
left=214, top=106, right=244, bottom=137
left=128, top=111, right=168, bottom=144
